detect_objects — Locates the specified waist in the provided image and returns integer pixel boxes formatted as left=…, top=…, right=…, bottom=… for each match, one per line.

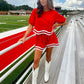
left=33, top=29, right=54, bottom=36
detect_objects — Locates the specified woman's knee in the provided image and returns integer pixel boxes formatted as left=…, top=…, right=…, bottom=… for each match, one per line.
left=46, top=53, right=51, bottom=58
left=34, top=57, right=40, bottom=65
left=46, top=47, right=53, bottom=61
left=33, top=49, right=42, bottom=67
left=46, top=47, right=53, bottom=56
left=46, top=57, right=51, bottom=62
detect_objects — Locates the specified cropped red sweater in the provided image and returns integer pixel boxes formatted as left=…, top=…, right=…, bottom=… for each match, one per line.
left=29, top=8, right=66, bottom=35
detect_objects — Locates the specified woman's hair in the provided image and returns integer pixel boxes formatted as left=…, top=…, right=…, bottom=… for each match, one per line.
left=37, top=0, right=54, bottom=17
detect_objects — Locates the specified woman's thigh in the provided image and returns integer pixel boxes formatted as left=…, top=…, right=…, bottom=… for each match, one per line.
left=34, top=49, right=43, bottom=62
left=46, top=47, right=53, bottom=58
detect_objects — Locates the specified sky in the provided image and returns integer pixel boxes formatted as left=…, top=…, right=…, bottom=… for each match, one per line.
left=5, top=0, right=84, bottom=10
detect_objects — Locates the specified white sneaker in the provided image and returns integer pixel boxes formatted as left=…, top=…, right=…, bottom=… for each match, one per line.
left=44, top=60, right=51, bottom=82
left=32, top=67, right=39, bottom=84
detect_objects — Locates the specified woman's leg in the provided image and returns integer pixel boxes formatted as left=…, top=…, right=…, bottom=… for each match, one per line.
left=46, top=47, right=53, bottom=62
left=32, top=49, right=42, bottom=84
left=33, top=49, right=43, bottom=69
left=44, top=47, right=53, bottom=82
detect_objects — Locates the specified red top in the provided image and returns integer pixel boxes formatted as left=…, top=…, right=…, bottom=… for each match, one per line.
left=29, top=8, right=66, bottom=35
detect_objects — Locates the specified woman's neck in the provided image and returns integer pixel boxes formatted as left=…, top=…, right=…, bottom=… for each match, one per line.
left=43, top=6, right=49, bottom=12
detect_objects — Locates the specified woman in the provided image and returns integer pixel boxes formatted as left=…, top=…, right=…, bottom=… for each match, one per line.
left=18, top=0, right=67, bottom=84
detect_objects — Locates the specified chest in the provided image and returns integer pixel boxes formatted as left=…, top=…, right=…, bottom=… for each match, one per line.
left=35, top=12, right=55, bottom=25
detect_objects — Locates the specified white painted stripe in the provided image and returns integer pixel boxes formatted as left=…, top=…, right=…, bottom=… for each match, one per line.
left=0, top=26, right=28, bottom=39
left=23, top=69, right=32, bottom=84
left=0, top=45, right=35, bottom=73
left=0, top=34, right=36, bottom=55
left=0, top=48, right=35, bottom=82
left=16, top=63, right=33, bottom=84
left=0, top=33, right=24, bottom=44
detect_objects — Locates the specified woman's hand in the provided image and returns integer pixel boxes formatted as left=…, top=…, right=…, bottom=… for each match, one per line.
left=52, top=23, right=59, bottom=31
left=18, top=37, right=26, bottom=44
left=18, top=24, right=33, bottom=44
left=52, top=21, right=67, bottom=31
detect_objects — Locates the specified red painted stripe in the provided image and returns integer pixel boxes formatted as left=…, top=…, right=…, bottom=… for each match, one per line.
left=0, top=31, right=34, bottom=51
left=0, top=30, right=35, bottom=71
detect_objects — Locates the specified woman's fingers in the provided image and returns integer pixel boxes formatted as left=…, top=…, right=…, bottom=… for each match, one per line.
left=18, top=38, right=22, bottom=42
left=18, top=38, right=24, bottom=43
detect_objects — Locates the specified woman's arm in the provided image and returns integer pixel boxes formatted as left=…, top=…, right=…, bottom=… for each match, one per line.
left=23, top=24, right=33, bottom=38
left=58, top=21, right=67, bottom=26
left=18, top=24, right=33, bottom=43
left=18, top=8, right=35, bottom=43
left=52, top=21, right=67, bottom=28
left=56, top=21, right=67, bottom=26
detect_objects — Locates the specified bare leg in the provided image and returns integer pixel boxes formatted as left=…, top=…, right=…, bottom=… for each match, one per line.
left=46, top=47, right=53, bottom=62
left=32, top=49, right=43, bottom=84
left=33, top=49, right=42, bottom=70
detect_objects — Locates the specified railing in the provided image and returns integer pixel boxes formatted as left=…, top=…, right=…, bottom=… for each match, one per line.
left=0, top=26, right=62, bottom=83
left=0, top=34, right=36, bottom=55
left=77, top=17, right=84, bottom=26
left=12, top=27, right=62, bottom=84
